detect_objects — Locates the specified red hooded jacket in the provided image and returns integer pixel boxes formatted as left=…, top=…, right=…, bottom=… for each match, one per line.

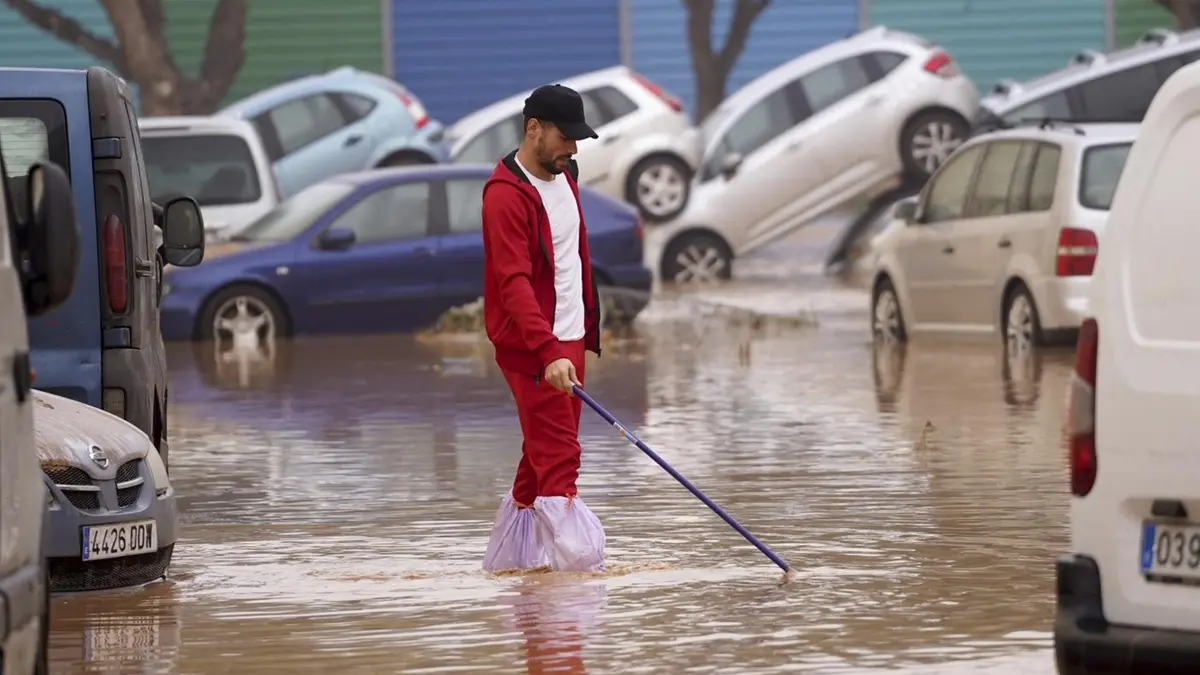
left=481, top=150, right=602, bottom=376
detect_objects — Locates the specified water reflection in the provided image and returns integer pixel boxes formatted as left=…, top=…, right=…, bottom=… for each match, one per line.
left=49, top=583, right=181, bottom=674
left=504, top=578, right=605, bottom=674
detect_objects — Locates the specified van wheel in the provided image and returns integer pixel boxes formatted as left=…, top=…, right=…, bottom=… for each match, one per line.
left=626, top=155, right=691, bottom=223
left=1003, top=284, right=1043, bottom=351
left=198, top=285, right=291, bottom=346
left=900, top=110, right=968, bottom=180
left=872, top=277, right=907, bottom=342
left=660, top=232, right=732, bottom=284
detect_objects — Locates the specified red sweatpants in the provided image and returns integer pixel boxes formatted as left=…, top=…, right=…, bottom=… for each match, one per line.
left=502, top=339, right=586, bottom=506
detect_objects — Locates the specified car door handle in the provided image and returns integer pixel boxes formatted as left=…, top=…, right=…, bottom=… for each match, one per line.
left=997, top=238, right=1012, bottom=249
left=942, top=245, right=955, bottom=254
left=603, top=133, right=620, bottom=145
left=344, top=134, right=363, bottom=147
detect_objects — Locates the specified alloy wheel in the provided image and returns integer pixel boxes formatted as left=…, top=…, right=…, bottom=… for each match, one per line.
left=636, top=162, right=687, bottom=219
left=911, top=121, right=964, bottom=174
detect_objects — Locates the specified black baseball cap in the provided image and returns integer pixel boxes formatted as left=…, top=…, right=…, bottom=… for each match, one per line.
left=522, top=84, right=598, bottom=141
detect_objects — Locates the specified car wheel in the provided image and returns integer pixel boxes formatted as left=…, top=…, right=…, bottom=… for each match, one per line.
left=198, top=284, right=290, bottom=348
left=1004, top=283, right=1043, bottom=352
left=626, top=155, right=691, bottom=223
left=660, top=232, right=732, bottom=284
left=379, top=152, right=431, bottom=167
left=872, top=278, right=907, bottom=342
left=900, top=111, right=968, bottom=180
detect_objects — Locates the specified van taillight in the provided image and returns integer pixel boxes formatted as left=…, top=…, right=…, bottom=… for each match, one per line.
left=1056, top=227, right=1099, bottom=277
left=634, top=217, right=644, bottom=240
left=1068, top=318, right=1098, bottom=497
left=631, top=72, right=684, bottom=113
left=393, top=87, right=429, bottom=129
left=103, top=214, right=128, bottom=313
left=922, top=51, right=959, bottom=78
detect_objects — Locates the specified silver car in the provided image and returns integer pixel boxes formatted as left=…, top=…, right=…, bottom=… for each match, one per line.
left=867, top=122, right=1137, bottom=349
left=36, top=390, right=178, bottom=593
left=645, top=26, right=979, bottom=284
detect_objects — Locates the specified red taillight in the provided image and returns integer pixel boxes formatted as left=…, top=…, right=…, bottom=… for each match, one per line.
left=103, top=214, right=127, bottom=314
left=922, top=51, right=959, bottom=78
left=631, top=72, right=684, bottom=113
left=634, top=217, right=644, bottom=240
left=393, top=87, right=429, bottom=128
left=1068, top=318, right=1098, bottom=496
left=1056, top=227, right=1099, bottom=277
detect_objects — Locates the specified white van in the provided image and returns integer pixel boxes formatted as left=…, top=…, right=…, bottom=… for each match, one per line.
left=0, top=157, right=80, bottom=670
left=1058, top=60, right=1200, bottom=671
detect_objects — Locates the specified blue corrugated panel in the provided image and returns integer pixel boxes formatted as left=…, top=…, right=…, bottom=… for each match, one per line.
left=868, top=0, right=1105, bottom=93
left=630, top=0, right=858, bottom=121
left=392, top=0, right=621, bottom=125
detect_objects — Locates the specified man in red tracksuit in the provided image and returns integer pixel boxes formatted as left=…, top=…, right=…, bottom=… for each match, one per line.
left=480, top=84, right=606, bottom=573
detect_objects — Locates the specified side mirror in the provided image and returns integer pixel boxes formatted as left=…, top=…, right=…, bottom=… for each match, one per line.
left=719, top=153, right=743, bottom=179
left=893, top=199, right=919, bottom=224
left=317, top=227, right=356, bottom=251
left=22, top=162, right=79, bottom=316
left=162, top=196, right=205, bottom=267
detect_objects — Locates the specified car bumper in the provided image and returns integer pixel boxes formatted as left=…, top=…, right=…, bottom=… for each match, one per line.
left=160, top=288, right=203, bottom=341
left=1055, top=553, right=1200, bottom=673
left=606, top=262, right=653, bottom=293
left=0, top=558, right=44, bottom=673
left=414, top=121, right=452, bottom=163
left=1033, top=276, right=1091, bottom=333
left=43, top=469, right=178, bottom=593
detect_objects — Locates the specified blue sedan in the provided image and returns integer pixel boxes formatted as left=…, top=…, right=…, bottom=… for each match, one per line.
left=160, top=164, right=652, bottom=342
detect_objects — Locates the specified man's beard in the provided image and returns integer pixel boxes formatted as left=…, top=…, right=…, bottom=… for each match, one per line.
left=536, top=139, right=570, bottom=175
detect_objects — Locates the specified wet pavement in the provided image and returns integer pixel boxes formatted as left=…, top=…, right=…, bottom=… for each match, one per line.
left=47, top=276, right=1075, bottom=675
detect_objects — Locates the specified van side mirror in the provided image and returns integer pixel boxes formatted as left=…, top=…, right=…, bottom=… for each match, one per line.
left=22, top=162, right=79, bottom=316
left=317, top=227, right=356, bottom=251
left=162, top=196, right=205, bottom=267
left=719, top=153, right=743, bottom=179
left=894, top=199, right=918, bottom=224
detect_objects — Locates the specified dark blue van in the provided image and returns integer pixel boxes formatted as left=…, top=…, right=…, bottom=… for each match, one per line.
left=0, top=66, right=205, bottom=470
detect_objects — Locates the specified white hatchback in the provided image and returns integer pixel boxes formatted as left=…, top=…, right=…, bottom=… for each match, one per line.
left=645, top=26, right=979, bottom=284
left=868, top=122, right=1136, bottom=349
left=1057, top=60, right=1200, bottom=673
left=447, top=65, right=698, bottom=223
left=138, top=115, right=280, bottom=242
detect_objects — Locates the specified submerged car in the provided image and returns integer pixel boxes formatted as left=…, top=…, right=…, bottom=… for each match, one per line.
left=159, top=163, right=651, bottom=343
left=36, top=390, right=177, bottom=593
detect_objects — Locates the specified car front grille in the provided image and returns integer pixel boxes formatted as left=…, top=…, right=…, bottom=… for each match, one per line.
left=48, top=543, right=174, bottom=593
left=42, top=459, right=144, bottom=512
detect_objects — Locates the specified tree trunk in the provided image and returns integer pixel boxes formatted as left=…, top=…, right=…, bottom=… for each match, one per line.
left=682, top=0, right=770, bottom=123
left=1155, top=0, right=1200, bottom=29
left=1, top=0, right=248, bottom=115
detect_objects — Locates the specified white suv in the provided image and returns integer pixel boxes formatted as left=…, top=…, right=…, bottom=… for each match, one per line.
left=1057, top=60, right=1200, bottom=672
left=447, top=66, right=698, bottom=222
left=644, top=26, right=980, bottom=284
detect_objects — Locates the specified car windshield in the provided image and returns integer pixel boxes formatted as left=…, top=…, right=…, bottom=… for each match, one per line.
left=142, top=133, right=263, bottom=207
left=230, top=182, right=355, bottom=242
left=698, top=105, right=735, bottom=149
left=1079, top=142, right=1132, bottom=210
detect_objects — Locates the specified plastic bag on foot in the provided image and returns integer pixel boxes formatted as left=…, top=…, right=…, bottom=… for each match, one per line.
left=483, top=493, right=549, bottom=571
left=533, top=496, right=606, bottom=572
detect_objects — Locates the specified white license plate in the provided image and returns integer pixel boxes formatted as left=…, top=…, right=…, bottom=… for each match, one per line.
left=81, top=519, right=158, bottom=561
left=1140, top=521, right=1200, bottom=579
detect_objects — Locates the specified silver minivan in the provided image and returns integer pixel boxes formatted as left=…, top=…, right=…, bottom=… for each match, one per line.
left=1, top=154, right=81, bottom=672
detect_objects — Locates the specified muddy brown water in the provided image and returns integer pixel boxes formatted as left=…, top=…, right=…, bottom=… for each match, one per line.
left=47, top=293, right=1074, bottom=675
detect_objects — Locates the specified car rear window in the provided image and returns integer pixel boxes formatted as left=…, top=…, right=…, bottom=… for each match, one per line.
left=142, top=133, right=262, bottom=207
left=0, top=100, right=70, bottom=223
left=1079, top=142, right=1132, bottom=210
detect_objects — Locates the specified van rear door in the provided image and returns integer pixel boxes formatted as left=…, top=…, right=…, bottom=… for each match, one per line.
left=0, top=70, right=102, bottom=407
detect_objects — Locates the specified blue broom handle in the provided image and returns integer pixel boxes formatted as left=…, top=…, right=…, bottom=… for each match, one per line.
left=572, top=385, right=791, bottom=573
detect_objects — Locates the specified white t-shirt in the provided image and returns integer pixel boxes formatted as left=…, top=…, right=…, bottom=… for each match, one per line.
left=514, top=155, right=586, bottom=341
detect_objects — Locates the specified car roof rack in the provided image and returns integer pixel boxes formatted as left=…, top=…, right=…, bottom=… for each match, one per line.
left=1070, top=49, right=1106, bottom=67
left=1138, top=28, right=1178, bottom=46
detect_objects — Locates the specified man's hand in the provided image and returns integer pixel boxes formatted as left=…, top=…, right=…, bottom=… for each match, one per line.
left=544, top=357, right=580, bottom=394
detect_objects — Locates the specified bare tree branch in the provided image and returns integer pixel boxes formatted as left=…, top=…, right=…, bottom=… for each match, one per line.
left=193, top=0, right=247, bottom=109
left=716, top=0, right=770, bottom=77
left=0, top=0, right=125, bottom=71
left=137, top=0, right=166, bottom=36
left=1155, top=0, right=1200, bottom=29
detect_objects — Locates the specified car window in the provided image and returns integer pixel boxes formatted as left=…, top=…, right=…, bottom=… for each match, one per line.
left=580, top=92, right=604, bottom=128
left=1077, top=64, right=1163, bottom=122
left=336, top=93, right=377, bottom=122
left=330, top=181, right=430, bottom=244
left=1079, top=142, right=1132, bottom=210
left=717, top=87, right=796, bottom=161
left=143, top=134, right=262, bottom=206
left=1001, top=91, right=1072, bottom=125
left=965, top=141, right=1023, bottom=218
left=798, top=57, right=872, bottom=113
left=1005, top=141, right=1039, bottom=213
left=868, top=51, right=908, bottom=79
left=456, top=114, right=522, bottom=164
left=1028, top=143, right=1062, bottom=211
left=0, top=100, right=68, bottom=229
left=588, top=86, right=638, bottom=125
left=445, top=178, right=486, bottom=233
left=266, top=94, right=347, bottom=156
left=923, top=144, right=984, bottom=223
left=235, top=181, right=355, bottom=242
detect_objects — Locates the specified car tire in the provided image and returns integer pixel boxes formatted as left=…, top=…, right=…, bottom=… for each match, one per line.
left=900, top=110, right=969, bottom=181
left=1003, top=283, right=1043, bottom=351
left=197, top=284, right=291, bottom=344
left=660, top=231, right=732, bottom=284
left=872, top=277, right=907, bottom=342
left=626, top=155, right=692, bottom=223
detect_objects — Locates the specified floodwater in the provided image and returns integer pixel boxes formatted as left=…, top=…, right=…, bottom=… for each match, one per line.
left=46, top=279, right=1075, bottom=675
